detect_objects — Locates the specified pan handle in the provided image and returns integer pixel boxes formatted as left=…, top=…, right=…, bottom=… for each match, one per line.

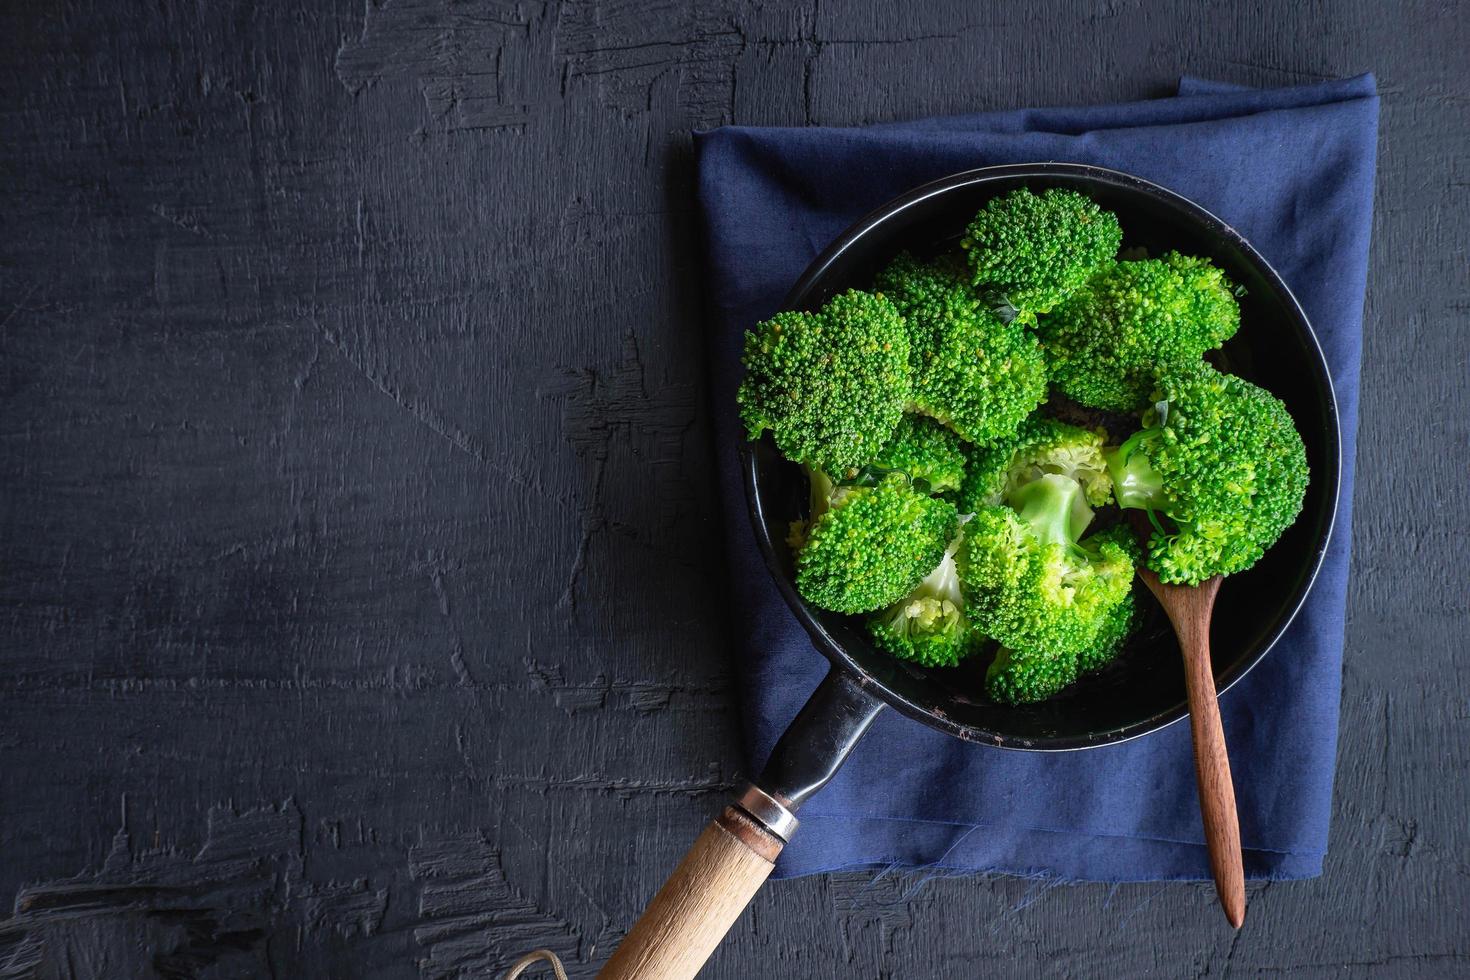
left=597, top=666, right=885, bottom=979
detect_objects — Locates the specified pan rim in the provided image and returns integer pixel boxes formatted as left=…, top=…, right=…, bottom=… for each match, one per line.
left=739, top=162, right=1342, bottom=752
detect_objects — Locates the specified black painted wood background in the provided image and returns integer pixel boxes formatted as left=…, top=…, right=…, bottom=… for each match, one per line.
left=1, top=1, right=1465, bottom=977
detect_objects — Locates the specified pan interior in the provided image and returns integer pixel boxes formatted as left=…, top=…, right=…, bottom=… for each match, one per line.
left=744, top=165, right=1339, bottom=750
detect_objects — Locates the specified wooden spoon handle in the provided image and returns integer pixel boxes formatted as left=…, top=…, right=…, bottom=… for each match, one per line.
left=1139, top=569, right=1246, bottom=927
left=1172, top=586, right=1247, bottom=928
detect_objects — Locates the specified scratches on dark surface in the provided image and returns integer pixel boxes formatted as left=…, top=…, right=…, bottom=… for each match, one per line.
left=1201, top=58, right=1337, bottom=82
left=298, top=880, right=391, bottom=941
left=335, top=0, right=545, bottom=133
left=554, top=2, right=744, bottom=124
left=490, top=769, right=733, bottom=798
left=408, top=833, right=581, bottom=979
left=0, top=802, right=302, bottom=978
left=542, top=330, right=699, bottom=613
left=525, top=659, right=729, bottom=715
left=830, top=873, right=923, bottom=965
left=148, top=203, right=214, bottom=239
left=1251, top=953, right=1470, bottom=975
left=501, top=813, right=617, bottom=942
left=421, top=552, right=477, bottom=686
left=317, top=322, right=564, bottom=502
left=0, top=803, right=586, bottom=978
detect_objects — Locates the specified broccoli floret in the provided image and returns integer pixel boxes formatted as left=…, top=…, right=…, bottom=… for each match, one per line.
left=986, top=590, right=1137, bottom=699
left=985, top=643, right=1079, bottom=706
left=1075, top=587, right=1138, bottom=673
left=958, top=467, right=1139, bottom=704
left=796, top=473, right=958, bottom=614
left=868, top=534, right=977, bottom=668
left=960, top=188, right=1122, bottom=316
left=956, top=416, right=1112, bottom=515
left=960, top=477, right=1138, bottom=659
left=738, top=289, right=910, bottom=473
left=1105, top=364, right=1309, bottom=585
left=868, top=415, right=968, bottom=492
left=875, top=253, right=1047, bottom=446
left=1039, top=252, right=1241, bottom=412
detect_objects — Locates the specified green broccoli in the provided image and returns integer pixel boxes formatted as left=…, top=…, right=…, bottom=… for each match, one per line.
left=796, top=472, right=958, bottom=614
left=868, top=414, right=968, bottom=492
left=956, top=416, right=1112, bottom=515
left=867, top=534, right=977, bottom=668
left=960, top=188, right=1122, bottom=316
left=984, top=643, right=1080, bottom=706
left=1039, top=252, right=1241, bottom=412
left=1105, top=364, right=1309, bottom=585
left=741, top=182, right=1312, bottom=696
left=738, top=289, right=910, bottom=473
left=1075, top=587, right=1138, bottom=673
left=958, top=465, right=1138, bottom=703
left=960, top=481, right=1137, bottom=658
left=875, top=253, right=1047, bottom=446
left=986, top=583, right=1139, bottom=702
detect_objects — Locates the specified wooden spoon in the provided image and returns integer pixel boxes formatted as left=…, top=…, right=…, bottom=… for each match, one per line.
left=1137, top=568, right=1246, bottom=929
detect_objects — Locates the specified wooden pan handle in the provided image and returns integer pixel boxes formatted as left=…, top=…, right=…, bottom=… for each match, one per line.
left=598, top=805, right=783, bottom=979
left=599, top=666, right=884, bottom=975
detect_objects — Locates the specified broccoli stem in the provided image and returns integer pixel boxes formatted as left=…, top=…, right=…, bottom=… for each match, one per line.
left=808, top=466, right=837, bottom=519
left=1009, top=473, right=1094, bottom=548
left=1105, top=433, right=1168, bottom=511
left=788, top=466, right=845, bottom=551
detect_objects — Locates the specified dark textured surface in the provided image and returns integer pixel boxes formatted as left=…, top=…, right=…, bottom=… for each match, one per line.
left=0, top=1, right=1464, bottom=977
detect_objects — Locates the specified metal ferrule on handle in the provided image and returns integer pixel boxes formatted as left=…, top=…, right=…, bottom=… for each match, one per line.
left=733, top=783, right=798, bottom=842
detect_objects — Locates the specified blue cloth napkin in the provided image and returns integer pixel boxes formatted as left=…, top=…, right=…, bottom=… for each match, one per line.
left=694, top=76, right=1377, bottom=881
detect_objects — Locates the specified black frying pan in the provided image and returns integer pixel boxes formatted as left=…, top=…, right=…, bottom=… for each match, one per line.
left=599, top=164, right=1340, bottom=979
